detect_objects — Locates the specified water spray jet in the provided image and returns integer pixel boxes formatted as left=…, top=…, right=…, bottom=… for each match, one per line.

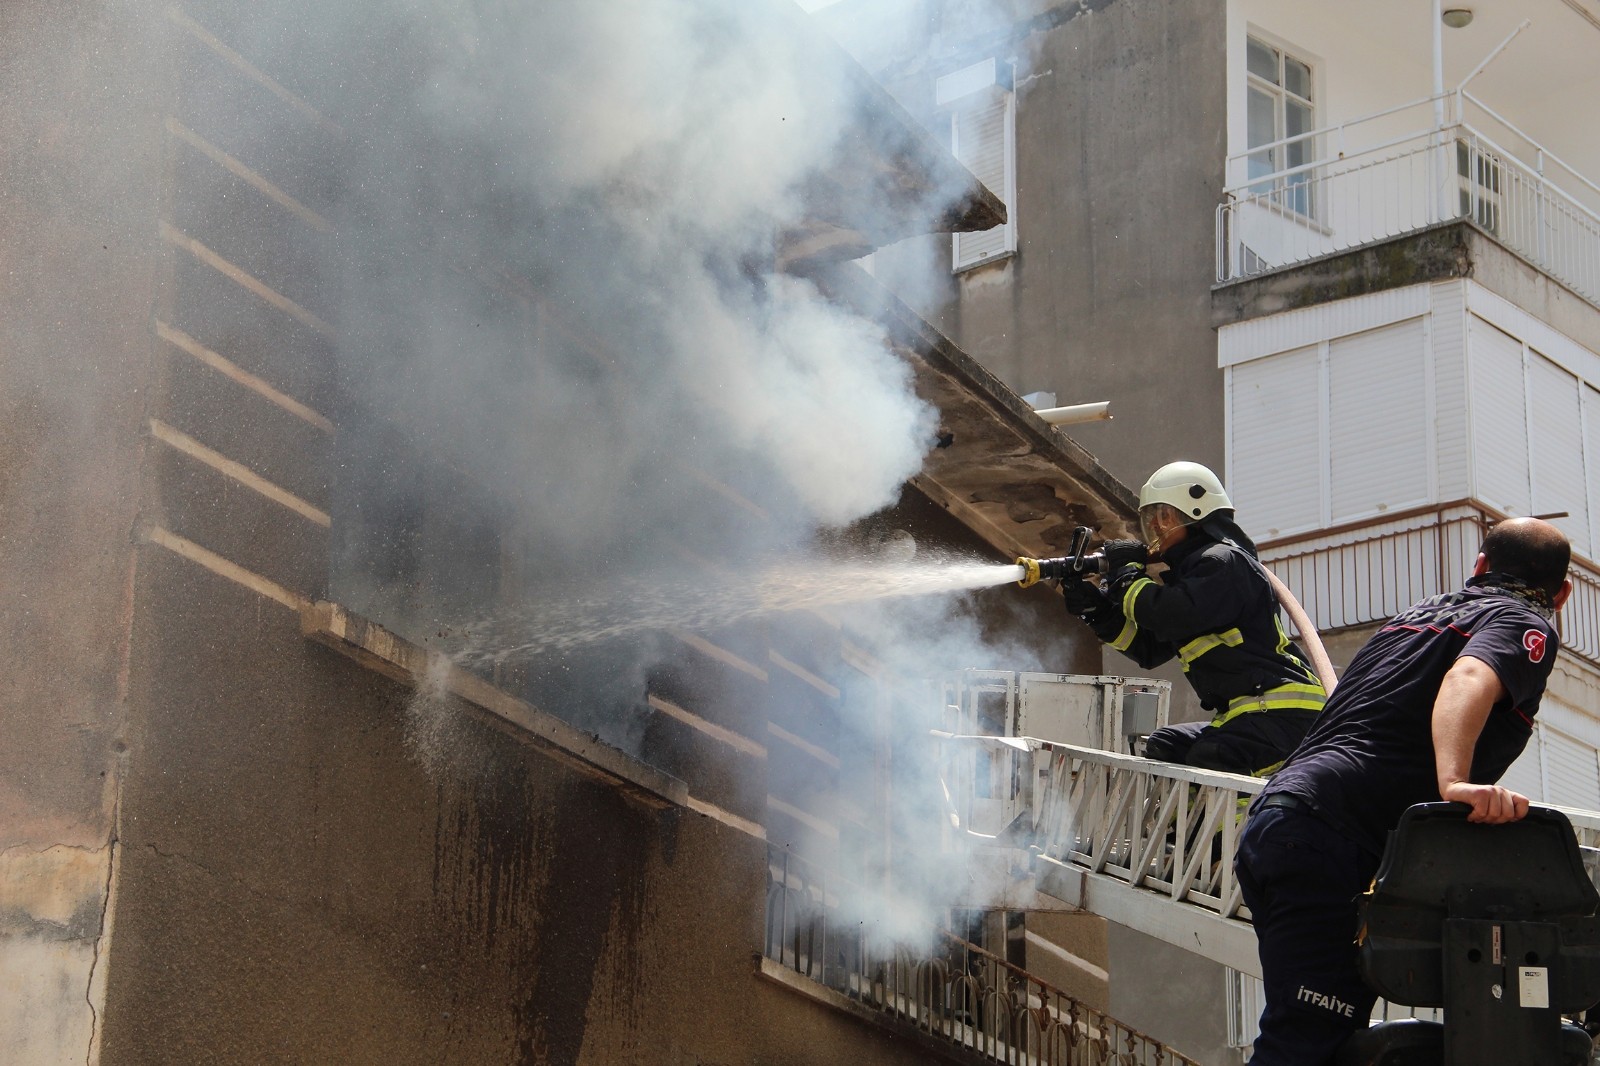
left=453, top=549, right=1032, bottom=665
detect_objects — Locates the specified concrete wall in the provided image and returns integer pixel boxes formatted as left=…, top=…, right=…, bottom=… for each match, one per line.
left=1107, top=921, right=1241, bottom=1066
left=99, top=556, right=949, bottom=1066
left=865, top=0, right=1230, bottom=493
left=0, top=3, right=172, bottom=1060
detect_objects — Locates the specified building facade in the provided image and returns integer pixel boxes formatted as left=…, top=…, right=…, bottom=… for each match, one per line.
left=0, top=1, right=1212, bottom=1064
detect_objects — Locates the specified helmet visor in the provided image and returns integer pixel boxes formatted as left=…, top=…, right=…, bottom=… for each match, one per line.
left=1138, top=507, right=1164, bottom=552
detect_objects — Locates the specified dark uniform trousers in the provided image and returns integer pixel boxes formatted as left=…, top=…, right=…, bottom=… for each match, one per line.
left=1236, top=802, right=1381, bottom=1066
left=1143, top=709, right=1319, bottom=777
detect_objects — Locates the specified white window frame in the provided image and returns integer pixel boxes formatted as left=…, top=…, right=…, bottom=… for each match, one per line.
left=938, top=58, right=1016, bottom=271
left=1245, top=32, right=1318, bottom=219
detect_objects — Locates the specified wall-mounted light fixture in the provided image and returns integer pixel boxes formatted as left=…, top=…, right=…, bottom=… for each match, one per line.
left=1442, top=8, right=1475, bottom=28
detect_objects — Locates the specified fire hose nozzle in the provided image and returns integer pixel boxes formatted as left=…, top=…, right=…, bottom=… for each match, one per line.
left=1017, top=556, right=1070, bottom=588
left=1019, top=526, right=1112, bottom=587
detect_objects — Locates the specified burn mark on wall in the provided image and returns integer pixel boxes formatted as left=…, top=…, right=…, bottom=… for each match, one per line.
left=429, top=715, right=655, bottom=1066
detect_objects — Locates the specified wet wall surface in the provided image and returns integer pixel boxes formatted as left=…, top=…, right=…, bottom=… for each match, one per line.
left=111, top=552, right=678, bottom=1063
left=105, top=549, right=956, bottom=1065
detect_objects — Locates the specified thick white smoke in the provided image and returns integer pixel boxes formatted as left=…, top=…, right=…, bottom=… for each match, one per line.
left=104, top=0, right=1040, bottom=949
left=332, top=0, right=1037, bottom=946
left=372, top=0, right=936, bottom=527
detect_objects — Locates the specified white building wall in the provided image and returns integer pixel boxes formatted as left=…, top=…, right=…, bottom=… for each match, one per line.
left=1222, top=278, right=1600, bottom=563
left=1222, top=283, right=1600, bottom=809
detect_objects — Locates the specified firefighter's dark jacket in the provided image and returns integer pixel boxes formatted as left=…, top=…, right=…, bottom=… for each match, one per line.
left=1084, top=530, right=1324, bottom=719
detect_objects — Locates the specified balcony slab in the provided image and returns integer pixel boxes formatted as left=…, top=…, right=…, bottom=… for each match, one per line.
left=1213, top=221, right=1600, bottom=357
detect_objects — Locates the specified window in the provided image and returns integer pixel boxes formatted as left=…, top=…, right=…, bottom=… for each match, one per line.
left=1456, top=139, right=1503, bottom=233
left=1246, top=35, right=1315, bottom=216
left=937, top=58, right=1016, bottom=270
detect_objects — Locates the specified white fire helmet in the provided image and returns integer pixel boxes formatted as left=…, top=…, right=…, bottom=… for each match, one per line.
left=1138, top=461, right=1234, bottom=523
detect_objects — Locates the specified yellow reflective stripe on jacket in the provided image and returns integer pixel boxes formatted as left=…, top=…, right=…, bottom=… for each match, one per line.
left=1177, top=627, right=1244, bottom=667
left=1120, top=576, right=1156, bottom=619
left=1213, top=682, right=1328, bottom=727
left=1274, top=616, right=1315, bottom=676
left=1109, top=617, right=1137, bottom=652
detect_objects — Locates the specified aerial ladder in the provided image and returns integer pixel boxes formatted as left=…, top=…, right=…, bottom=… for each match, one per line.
left=938, top=670, right=1600, bottom=1060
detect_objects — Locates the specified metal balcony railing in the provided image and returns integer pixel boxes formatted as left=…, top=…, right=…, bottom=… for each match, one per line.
left=1216, top=89, right=1600, bottom=308
left=1257, top=501, right=1600, bottom=670
left=764, top=848, right=1200, bottom=1065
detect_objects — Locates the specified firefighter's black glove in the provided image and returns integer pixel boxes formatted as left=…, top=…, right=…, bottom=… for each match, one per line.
left=1106, top=560, right=1148, bottom=606
left=1101, top=539, right=1150, bottom=571
left=1060, top=575, right=1109, bottom=618
left=1083, top=605, right=1126, bottom=645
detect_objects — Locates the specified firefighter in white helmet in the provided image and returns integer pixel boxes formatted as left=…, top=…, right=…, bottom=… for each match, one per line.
left=1059, top=461, right=1326, bottom=776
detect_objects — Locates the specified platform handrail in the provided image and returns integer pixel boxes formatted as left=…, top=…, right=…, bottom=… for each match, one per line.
left=1028, top=742, right=1262, bottom=924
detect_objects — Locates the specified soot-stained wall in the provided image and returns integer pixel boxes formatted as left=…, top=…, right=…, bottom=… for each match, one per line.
left=103, top=524, right=982, bottom=1066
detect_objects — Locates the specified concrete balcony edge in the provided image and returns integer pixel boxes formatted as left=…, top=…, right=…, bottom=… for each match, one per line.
left=301, top=600, right=688, bottom=810
left=1212, top=221, right=1600, bottom=358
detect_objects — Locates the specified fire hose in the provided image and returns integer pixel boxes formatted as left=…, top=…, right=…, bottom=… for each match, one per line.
left=1261, top=566, right=1338, bottom=695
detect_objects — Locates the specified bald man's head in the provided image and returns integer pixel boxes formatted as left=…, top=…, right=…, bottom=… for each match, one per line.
left=1481, top=517, right=1571, bottom=596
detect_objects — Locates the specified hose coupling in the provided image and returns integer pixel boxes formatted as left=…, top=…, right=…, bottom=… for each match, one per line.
left=1017, top=556, right=1070, bottom=588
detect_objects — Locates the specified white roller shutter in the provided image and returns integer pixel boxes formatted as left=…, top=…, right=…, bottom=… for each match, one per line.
left=1468, top=317, right=1530, bottom=515
left=1527, top=352, right=1590, bottom=553
left=1584, top=384, right=1600, bottom=560
left=1542, top=726, right=1600, bottom=810
left=1328, top=319, right=1429, bottom=523
left=1228, top=346, right=1321, bottom=537
left=951, top=90, right=1014, bottom=268
left=1498, top=728, right=1544, bottom=801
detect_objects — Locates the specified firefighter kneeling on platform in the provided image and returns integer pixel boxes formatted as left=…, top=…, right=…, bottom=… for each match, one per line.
left=1057, top=461, right=1325, bottom=777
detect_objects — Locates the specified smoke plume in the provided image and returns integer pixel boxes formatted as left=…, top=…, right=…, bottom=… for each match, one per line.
left=13, top=0, right=1052, bottom=950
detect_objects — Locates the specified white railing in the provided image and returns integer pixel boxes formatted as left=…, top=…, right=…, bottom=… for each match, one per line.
left=1258, top=501, right=1600, bottom=670
left=1011, top=740, right=1600, bottom=961
left=1216, top=90, right=1600, bottom=308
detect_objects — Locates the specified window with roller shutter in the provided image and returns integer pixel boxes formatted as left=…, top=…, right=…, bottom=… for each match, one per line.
left=1542, top=725, right=1600, bottom=810
left=1226, top=318, right=1429, bottom=537
left=1327, top=319, right=1430, bottom=524
left=1528, top=353, right=1592, bottom=555
left=1498, top=728, right=1545, bottom=802
left=938, top=58, right=1015, bottom=271
left=1468, top=317, right=1532, bottom=517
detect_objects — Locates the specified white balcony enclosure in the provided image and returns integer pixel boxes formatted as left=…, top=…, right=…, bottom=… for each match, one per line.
left=1220, top=0, right=1600, bottom=305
